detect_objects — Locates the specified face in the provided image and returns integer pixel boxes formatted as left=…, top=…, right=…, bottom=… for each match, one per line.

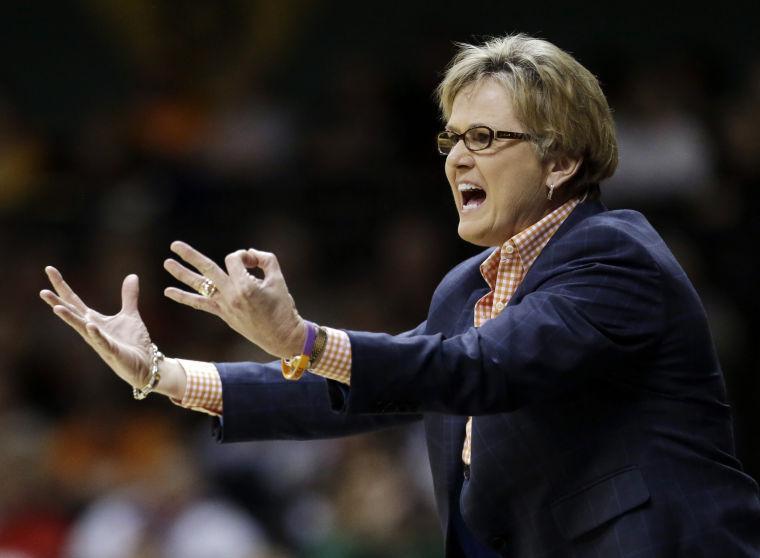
left=445, top=79, right=551, bottom=247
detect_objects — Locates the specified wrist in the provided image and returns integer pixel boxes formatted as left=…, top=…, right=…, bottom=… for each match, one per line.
left=280, top=321, right=326, bottom=381
left=133, top=343, right=164, bottom=400
left=284, top=319, right=308, bottom=357
left=302, top=321, right=318, bottom=356
left=154, top=357, right=188, bottom=401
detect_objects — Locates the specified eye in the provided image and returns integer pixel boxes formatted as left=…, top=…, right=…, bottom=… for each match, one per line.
left=467, top=128, right=492, bottom=148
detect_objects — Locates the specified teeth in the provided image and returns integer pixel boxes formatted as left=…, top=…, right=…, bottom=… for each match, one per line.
left=458, top=183, right=483, bottom=192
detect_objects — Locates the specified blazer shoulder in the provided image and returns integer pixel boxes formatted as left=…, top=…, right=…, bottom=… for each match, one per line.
left=556, top=206, right=667, bottom=265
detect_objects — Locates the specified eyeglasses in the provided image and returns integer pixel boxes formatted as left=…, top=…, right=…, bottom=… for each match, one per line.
left=436, top=126, right=533, bottom=155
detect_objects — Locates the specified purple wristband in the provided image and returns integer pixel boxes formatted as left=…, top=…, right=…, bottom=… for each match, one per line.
left=302, top=321, right=318, bottom=357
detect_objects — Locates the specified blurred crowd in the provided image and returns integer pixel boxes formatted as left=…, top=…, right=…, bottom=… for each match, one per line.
left=2, top=2, right=759, bottom=557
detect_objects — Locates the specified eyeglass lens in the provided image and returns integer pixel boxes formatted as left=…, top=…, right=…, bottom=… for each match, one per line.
left=437, top=127, right=493, bottom=154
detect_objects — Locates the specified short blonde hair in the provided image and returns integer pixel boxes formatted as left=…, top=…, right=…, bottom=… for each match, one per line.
left=437, top=34, right=618, bottom=194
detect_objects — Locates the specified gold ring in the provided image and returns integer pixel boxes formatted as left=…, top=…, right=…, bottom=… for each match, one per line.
left=199, top=278, right=217, bottom=297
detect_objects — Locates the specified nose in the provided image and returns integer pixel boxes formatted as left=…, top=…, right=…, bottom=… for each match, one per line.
left=446, top=139, right=475, bottom=169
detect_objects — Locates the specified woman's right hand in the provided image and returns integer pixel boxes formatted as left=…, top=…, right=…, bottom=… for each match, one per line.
left=40, top=266, right=169, bottom=394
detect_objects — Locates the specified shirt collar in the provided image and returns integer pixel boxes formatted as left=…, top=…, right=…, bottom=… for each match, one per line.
left=511, top=196, right=581, bottom=271
left=480, top=196, right=582, bottom=283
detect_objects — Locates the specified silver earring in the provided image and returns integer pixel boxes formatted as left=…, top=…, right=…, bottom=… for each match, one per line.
left=547, top=184, right=555, bottom=200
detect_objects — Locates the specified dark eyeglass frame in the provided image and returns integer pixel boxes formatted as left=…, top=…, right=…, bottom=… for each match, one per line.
left=436, top=125, right=533, bottom=155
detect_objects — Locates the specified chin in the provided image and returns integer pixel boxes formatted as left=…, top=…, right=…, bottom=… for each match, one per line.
left=458, top=222, right=496, bottom=248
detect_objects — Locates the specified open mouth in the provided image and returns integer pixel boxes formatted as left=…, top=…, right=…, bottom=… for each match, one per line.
left=459, top=183, right=487, bottom=210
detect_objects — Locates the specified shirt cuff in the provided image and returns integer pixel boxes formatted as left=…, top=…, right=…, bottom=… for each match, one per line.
left=171, top=359, right=223, bottom=416
left=310, top=327, right=352, bottom=385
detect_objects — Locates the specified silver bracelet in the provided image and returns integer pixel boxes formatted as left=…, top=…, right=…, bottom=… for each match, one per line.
left=133, top=343, right=164, bottom=400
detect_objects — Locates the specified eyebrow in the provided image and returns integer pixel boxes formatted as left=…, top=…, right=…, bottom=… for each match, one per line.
left=444, top=122, right=490, bottom=133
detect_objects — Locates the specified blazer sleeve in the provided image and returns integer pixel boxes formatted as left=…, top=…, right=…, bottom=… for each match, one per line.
left=330, top=224, right=667, bottom=416
left=213, top=321, right=428, bottom=442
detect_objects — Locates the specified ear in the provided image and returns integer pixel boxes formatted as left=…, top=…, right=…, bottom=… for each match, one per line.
left=544, top=155, right=583, bottom=192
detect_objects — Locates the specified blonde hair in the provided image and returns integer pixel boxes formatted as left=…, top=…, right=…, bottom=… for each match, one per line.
left=437, top=34, right=618, bottom=194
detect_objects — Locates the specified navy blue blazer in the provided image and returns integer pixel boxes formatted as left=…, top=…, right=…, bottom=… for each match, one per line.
left=214, top=199, right=760, bottom=557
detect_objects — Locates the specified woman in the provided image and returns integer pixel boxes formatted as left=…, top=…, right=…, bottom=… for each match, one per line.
left=41, top=34, right=760, bottom=557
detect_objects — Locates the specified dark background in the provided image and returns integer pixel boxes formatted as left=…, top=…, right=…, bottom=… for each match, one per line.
left=1, top=2, right=759, bottom=557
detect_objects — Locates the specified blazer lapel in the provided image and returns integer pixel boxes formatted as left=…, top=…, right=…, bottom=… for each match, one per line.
left=510, top=198, right=607, bottom=304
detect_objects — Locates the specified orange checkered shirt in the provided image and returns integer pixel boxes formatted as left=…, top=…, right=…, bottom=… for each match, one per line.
left=176, top=197, right=580, bottom=464
left=174, top=325, right=351, bottom=415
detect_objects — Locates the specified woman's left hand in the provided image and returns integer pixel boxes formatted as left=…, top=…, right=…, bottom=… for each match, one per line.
left=163, top=241, right=306, bottom=358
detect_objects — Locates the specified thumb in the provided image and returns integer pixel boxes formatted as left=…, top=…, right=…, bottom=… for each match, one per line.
left=121, top=274, right=140, bottom=314
left=247, top=249, right=280, bottom=276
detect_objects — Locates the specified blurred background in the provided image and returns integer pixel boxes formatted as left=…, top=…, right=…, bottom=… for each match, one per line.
left=2, top=1, right=759, bottom=557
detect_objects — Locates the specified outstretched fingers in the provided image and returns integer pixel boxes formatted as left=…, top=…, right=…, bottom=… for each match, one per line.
left=40, top=289, right=81, bottom=315
left=45, top=266, right=88, bottom=313
left=164, top=286, right=218, bottom=315
left=50, top=302, right=90, bottom=339
left=169, top=241, right=228, bottom=287
left=164, top=258, right=209, bottom=295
